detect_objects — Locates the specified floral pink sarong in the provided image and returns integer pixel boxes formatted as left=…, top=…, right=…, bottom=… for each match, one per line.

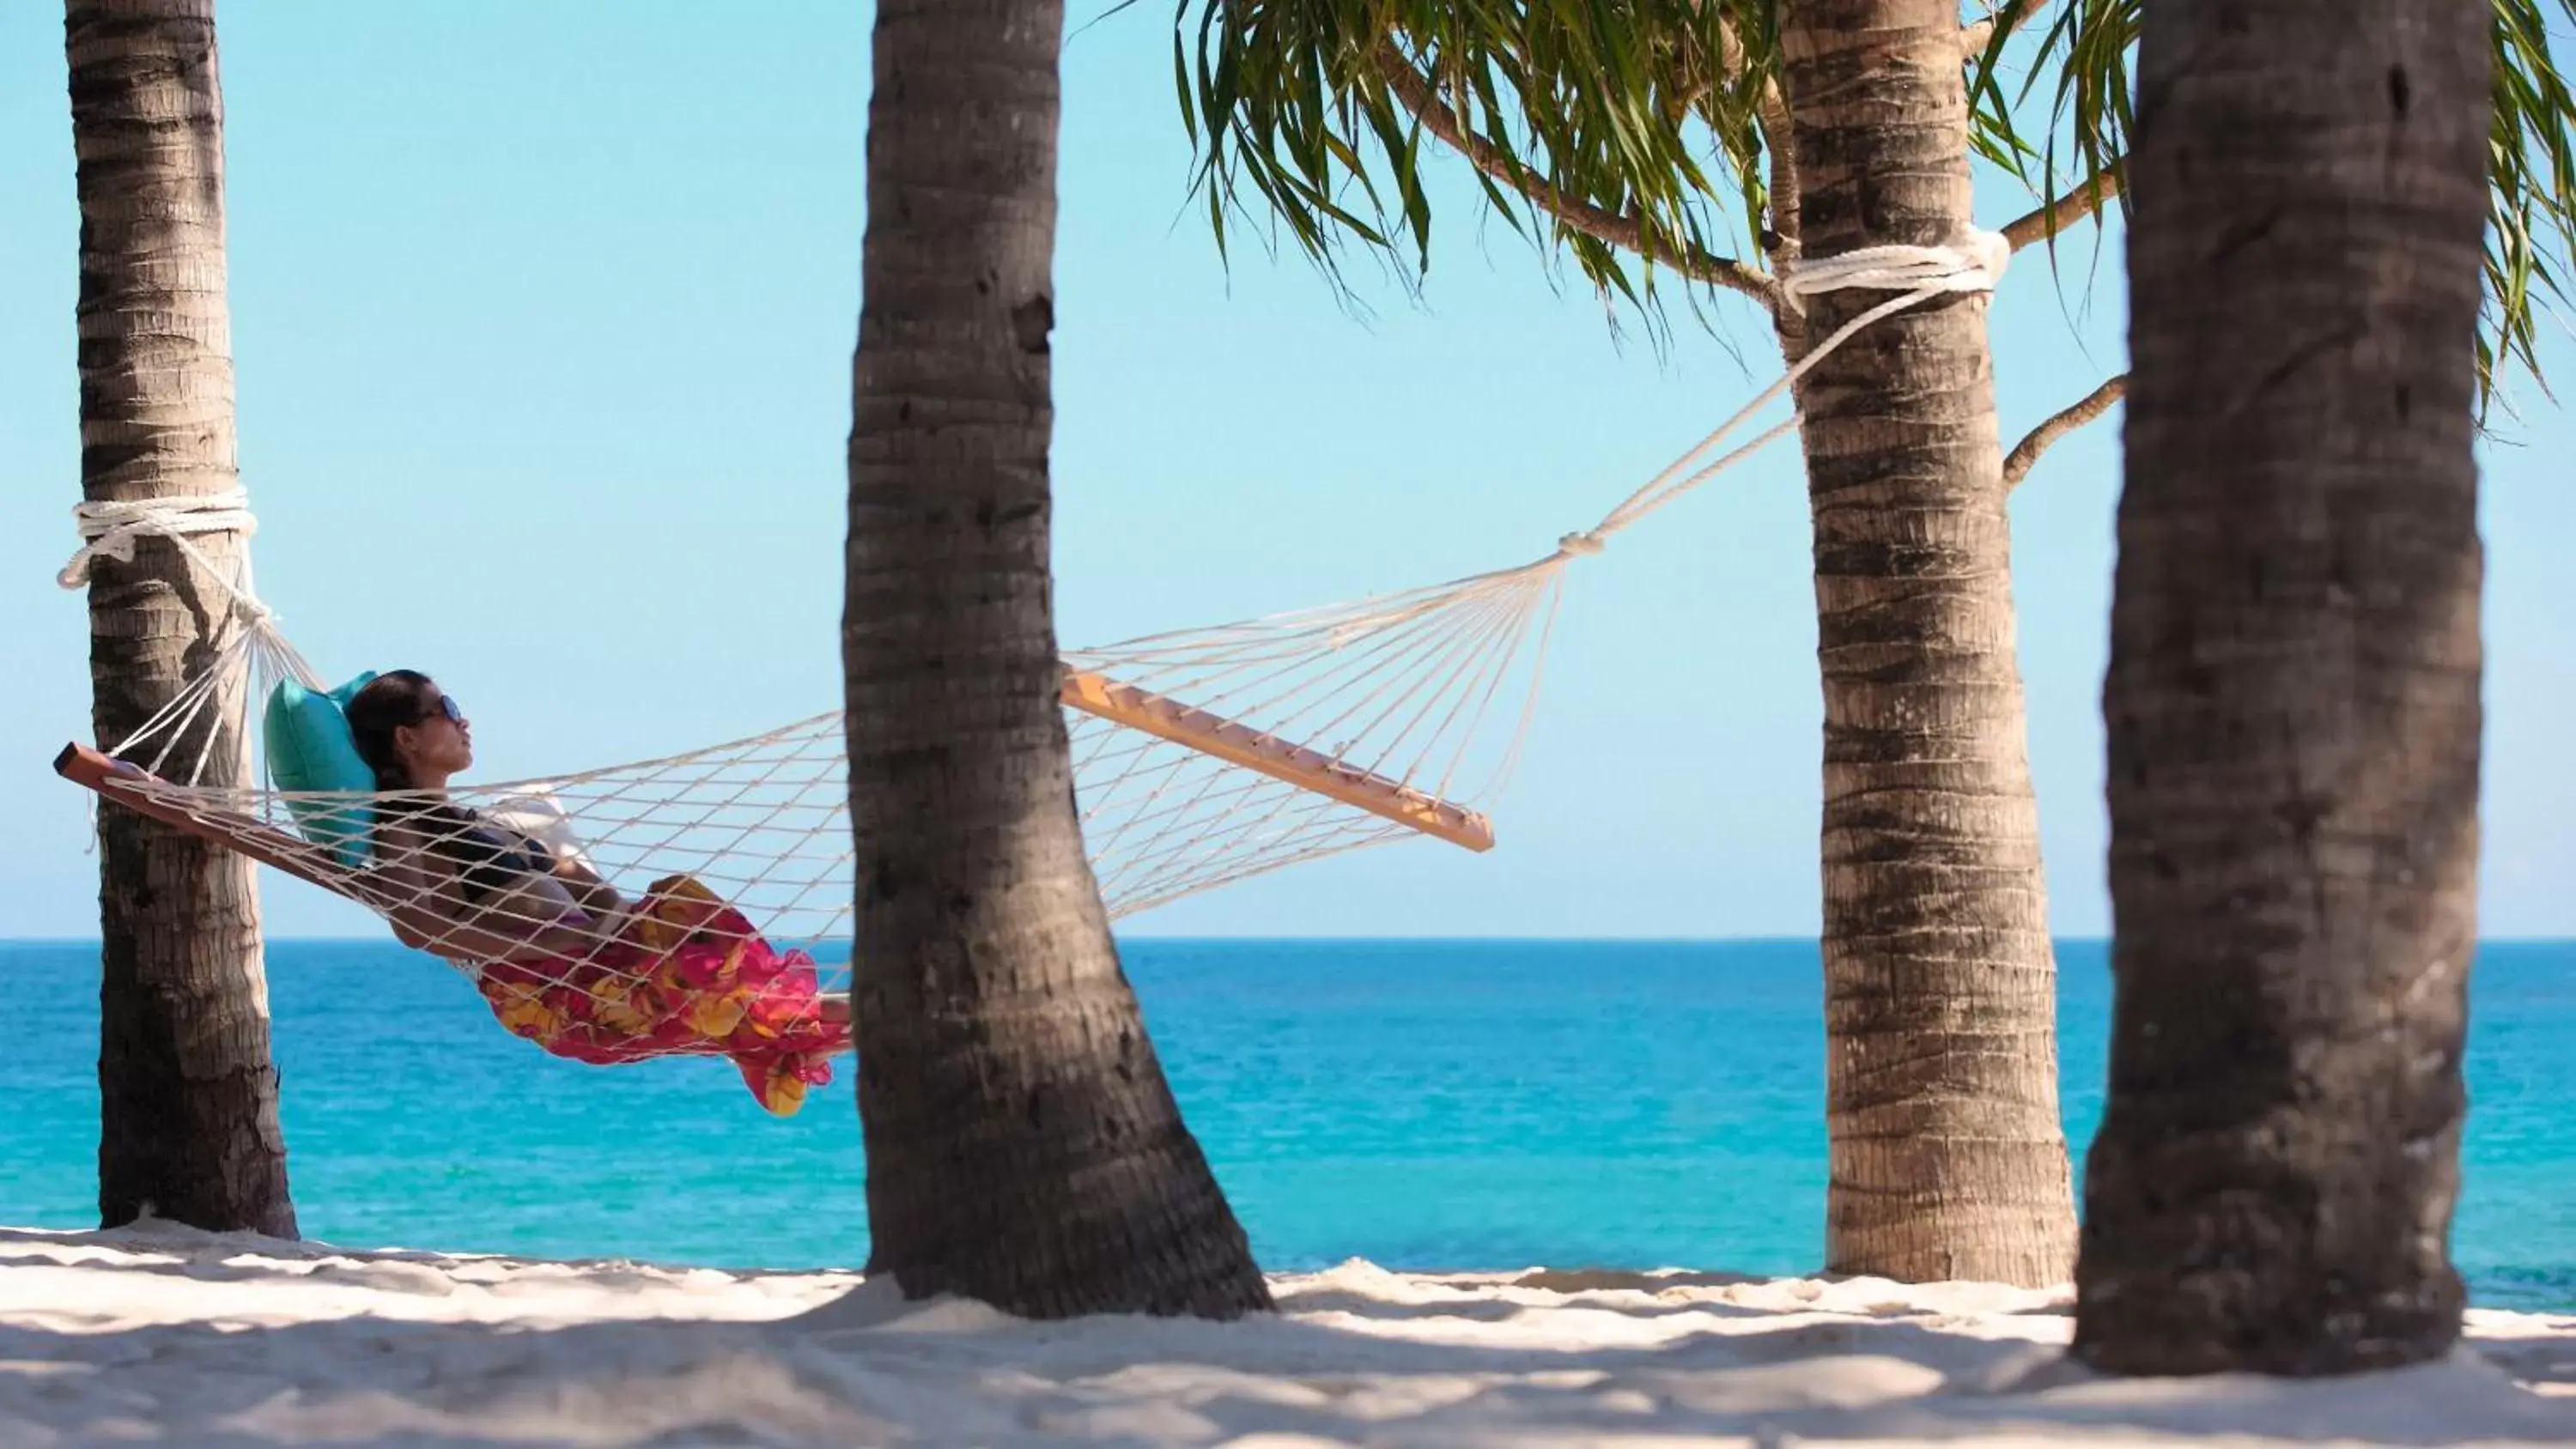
left=473, top=875, right=845, bottom=1115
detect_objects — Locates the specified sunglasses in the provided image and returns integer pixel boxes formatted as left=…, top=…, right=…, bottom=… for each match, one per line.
left=422, top=694, right=465, bottom=724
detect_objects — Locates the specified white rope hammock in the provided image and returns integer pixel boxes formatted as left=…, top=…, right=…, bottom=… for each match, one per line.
left=54, top=236, right=2005, bottom=1113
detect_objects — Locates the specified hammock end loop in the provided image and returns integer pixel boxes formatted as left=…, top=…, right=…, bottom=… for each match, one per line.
left=1778, top=227, right=2010, bottom=316
left=56, top=521, right=137, bottom=590
left=1967, top=227, right=2012, bottom=290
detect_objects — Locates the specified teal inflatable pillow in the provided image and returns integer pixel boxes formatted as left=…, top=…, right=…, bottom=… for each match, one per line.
left=263, top=671, right=380, bottom=870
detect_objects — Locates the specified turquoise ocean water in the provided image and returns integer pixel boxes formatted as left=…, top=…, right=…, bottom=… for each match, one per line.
left=5, top=938, right=2573, bottom=1309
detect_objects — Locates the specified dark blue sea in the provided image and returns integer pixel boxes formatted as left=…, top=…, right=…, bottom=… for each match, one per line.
left=6, top=939, right=2573, bottom=1309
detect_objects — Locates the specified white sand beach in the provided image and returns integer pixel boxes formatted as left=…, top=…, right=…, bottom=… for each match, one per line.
left=3, top=1222, right=2573, bottom=1447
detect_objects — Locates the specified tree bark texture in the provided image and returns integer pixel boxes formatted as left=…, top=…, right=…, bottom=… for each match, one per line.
left=2074, top=0, right=2489, bottom=1375
left=67, top=0, right=295, bottom=1240
left=842, top=0, right=1272, bottom=1319
left=1776, top=0, right=2073, bottom=1288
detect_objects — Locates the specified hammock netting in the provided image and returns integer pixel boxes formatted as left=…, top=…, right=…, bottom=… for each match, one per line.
left=57, top=235, right=2006, bottom=1112
left=64, top=543, right=1571, bottom=1111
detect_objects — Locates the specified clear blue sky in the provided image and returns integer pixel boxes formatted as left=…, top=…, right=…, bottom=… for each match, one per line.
left=2, top=3, right=2567, bottom=940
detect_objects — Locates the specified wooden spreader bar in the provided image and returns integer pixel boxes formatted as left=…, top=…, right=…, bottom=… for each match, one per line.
left=1058, top=669, right=1496, bottom=853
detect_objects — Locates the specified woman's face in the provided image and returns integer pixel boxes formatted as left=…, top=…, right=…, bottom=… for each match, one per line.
left=393, top=682, right=474, bottom=778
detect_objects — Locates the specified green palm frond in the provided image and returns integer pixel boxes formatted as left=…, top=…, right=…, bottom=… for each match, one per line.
left=1175, top=0, right=2574, bottom=404
left=1966, top=0, right=2131, bottom=243
left=2487, top=0, right=2576, bottom=409
left=1975, top=0, right=2576, bottom=411
left=1173, top=0, right=1782, bottom=314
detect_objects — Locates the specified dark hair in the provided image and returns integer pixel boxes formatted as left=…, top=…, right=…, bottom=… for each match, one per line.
left=344, top=669, right=538, bottom=901
left=345, top=670, right=444, bottom=792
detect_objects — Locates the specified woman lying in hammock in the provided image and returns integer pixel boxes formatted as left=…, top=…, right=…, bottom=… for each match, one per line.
left=343, top=670, right=845, bottom=1115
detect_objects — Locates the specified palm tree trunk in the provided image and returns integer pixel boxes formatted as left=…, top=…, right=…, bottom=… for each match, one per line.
left=2073, top=0, right=2489, bottom=1375
left=66, top=0, right=295, bottom=1240
left=1776, top=0, right=2071, bottom=1288
left=841, top=0, right=1271, bottom=1319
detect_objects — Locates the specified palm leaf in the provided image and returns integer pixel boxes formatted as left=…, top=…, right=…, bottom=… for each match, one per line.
left=2486, top=0, right=2576, bottom=409
left=1172, top=0, right=2573, bottom=405
left=1172, top=0, right=1780, bottom=317
left=1976, top=0, right=2576, bottom=412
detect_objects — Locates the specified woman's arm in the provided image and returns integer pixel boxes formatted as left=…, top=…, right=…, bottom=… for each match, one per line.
left=544, top=850, right=629, bottom=918
left=375, top=822, right=595, bottom=966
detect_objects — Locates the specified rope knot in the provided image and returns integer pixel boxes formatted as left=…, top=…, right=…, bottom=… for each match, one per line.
left=1556, top=530, right=1607, bottom=558
left=1779, top=228, right=2009, bottom=316
left=59, top=488, right=260, bottom=590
